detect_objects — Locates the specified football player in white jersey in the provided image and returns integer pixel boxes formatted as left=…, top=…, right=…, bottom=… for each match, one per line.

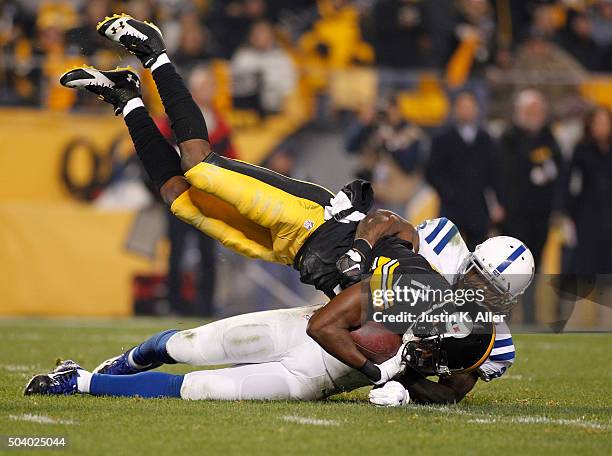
left=334, top=211, right=535, bottom=406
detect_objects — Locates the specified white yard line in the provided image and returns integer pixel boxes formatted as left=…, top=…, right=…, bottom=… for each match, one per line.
left=420, top=406, right=608, bottom=430
left=8, top=414, right=75, bottom=425
left=1, top=364, right=38, bottom=373
left=282, top=415, right=339, bottom=426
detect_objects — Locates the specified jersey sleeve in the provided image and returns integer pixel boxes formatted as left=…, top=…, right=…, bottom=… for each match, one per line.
left=415, top=218, right=469, bottom=285
left=477, top=322, right=515, bottom=382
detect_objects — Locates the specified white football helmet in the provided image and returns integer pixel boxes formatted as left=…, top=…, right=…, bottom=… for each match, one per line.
left=459, top=236, right=535, bottom=311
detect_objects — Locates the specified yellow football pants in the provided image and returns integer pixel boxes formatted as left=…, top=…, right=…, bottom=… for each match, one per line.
left=170, top=153, right=334, bottom=265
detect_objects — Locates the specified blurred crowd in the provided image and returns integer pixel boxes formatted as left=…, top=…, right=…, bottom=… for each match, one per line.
left=1, top=0, right=611, bottom=110
left=1, top=0, right=611, bottom=320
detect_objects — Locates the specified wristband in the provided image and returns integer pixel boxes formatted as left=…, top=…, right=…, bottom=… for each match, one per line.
left=359, top=360, right=382, bottom=383
left=353, top=238, right=373, bottom=259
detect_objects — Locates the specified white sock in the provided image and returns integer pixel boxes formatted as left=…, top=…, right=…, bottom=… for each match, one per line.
left=122, top=97, right=145, bottom=117
left=127, top=348, right=152, bottom=370
left=150, top=53, right=171, bottom=72
left=76, top=369, right=92, bottom=394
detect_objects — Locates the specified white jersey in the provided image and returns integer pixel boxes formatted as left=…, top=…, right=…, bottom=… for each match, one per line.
left=416, top=217, right=515, bottom=381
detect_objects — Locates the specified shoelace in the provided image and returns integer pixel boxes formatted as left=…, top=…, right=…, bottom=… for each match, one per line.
left=48, top=370, right=77, bottom=394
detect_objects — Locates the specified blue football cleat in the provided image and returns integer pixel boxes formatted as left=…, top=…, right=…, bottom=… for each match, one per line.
left=24, top=360, right=81, bottom=396
left=93, top=348, right=161, bottom=375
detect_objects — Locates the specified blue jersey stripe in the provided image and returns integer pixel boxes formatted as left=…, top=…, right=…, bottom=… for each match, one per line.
left=425, top=218, right=448, bottom=244
left=495, top=245, right=527, bottom=274
left=433, top=225, right=459, bottom=254
left=490, top=352, right=515, bottom=361
left=493, top=338, right=514, bottom=348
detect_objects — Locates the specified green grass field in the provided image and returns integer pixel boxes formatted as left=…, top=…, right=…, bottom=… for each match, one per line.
left=0, top=317, right=610, bottom=456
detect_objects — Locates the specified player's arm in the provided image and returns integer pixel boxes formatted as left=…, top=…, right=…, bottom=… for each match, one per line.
left=337, top=210, right=419, bottom=287
left=397, top=367, right=478, bottom=404
left=356, top=209, right=420, bottom=252
left=306, top=284, right=404, bottom=385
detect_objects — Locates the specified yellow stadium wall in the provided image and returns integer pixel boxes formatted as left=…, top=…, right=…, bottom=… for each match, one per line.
left=0, top=109, right=158, bottom=316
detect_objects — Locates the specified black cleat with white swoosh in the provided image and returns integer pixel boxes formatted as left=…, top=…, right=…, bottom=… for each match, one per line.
left=97, top=14, right=166, bottom=68
left=59, top=66, right=141, bottom=115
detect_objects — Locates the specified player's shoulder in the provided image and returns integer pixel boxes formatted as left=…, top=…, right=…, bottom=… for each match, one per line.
left=477, top=321, right=515, bottom=382
left=416, top=217, right=468, bottom=260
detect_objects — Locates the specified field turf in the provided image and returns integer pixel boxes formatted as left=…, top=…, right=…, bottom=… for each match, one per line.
left=0, top=317, right=610, bottom=455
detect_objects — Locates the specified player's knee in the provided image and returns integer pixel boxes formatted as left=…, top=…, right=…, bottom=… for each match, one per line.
left=165, top=329, right=201, bottom=365
left=160, top=176, right=190, bottom=206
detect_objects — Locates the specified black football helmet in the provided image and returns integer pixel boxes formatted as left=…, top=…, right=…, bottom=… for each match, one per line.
left=403, top=316, right=496, bottom=376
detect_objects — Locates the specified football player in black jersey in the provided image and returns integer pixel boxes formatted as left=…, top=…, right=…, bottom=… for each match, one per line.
left=60, top=14, right=420, bottom=299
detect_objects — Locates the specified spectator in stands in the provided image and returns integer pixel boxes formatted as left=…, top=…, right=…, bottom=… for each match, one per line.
left=165, top=66, right=236, bottom=317
left=0, top=0, right=38, bottom=105
left=346, top=96, right=424, bottom=183
left=448, top=0, right=496, bottom=76
left=555, top=10, right=606, bottom=71
left=426, top=90, right=502, bottom=250
left=513, top=6, right=586, bottom=117
left=498, top=89, right=563, bottom=323
left=173, top=10, right=216, bottom=72
left=369, top=0, right=430, bottom=69
left=231, top=19, right=296, bottom=115
left=209, top=0, right=269, bottom=59
left=563, top=107, right=612, bottom=275
left=66, top=0, right=109, bottom=57
left=589, top=0, right=612, bottom=70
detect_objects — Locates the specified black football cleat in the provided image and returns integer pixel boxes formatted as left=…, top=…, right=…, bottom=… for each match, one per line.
left=97, top=14, right=166, bottom=68
left=23, top=360, right=82, bottom=396
left=59, top=66, right=141, bottom=115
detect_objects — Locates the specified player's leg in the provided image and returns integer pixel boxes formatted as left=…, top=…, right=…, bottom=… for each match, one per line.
left=96, top=16, right=333, bottom=264
left=59, top=66, right=188, bottom=205
left=178, top=153, right=333, bottom=264
left=25, top=360, right=317, bottom=400
left=94, top=306, right=320, bottom=375
left=59, top=66, right=276, bottom=260
left=97, top=14, right=211, bottom=172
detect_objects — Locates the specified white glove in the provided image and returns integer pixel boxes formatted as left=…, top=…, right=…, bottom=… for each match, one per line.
left=373, top=342, right=407, bottom=385
left=369, top=381, right=410, bottom=406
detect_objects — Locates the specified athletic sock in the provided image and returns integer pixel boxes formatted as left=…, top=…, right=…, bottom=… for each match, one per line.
left=150, top=55, right=209, bottom=144
left=90, top=372, right=184, bottom=398
left=76, top=369, right=92, bottom=393
left=130, top=329, right=179, bottom=367
left=122, top=101, right=182, bottom=190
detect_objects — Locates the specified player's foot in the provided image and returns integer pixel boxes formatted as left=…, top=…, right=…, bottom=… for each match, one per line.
left=93, top=348, right=161, bottom=375
left=59, top=66, right=141, bottom=115
left=23, top=360, right=81, bottom=396
left=97, top=14, right=166, bottom=68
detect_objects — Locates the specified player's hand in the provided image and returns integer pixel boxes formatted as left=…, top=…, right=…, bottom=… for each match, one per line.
left=373, top=342, right=407, bottom=385
left=336, top=248, right=366, bottom=288
left=368, top=381, right=410, bottom=406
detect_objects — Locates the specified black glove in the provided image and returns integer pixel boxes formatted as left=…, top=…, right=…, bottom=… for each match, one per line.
left=336, top=238, right=372, bottom=288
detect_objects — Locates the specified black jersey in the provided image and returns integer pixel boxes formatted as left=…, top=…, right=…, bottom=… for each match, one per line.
left=365, top=236, right=456, bottom=335
left=293, top=180, right=374, bottom=298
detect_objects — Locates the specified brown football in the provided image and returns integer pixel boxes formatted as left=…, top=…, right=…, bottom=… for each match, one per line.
left=350, top=321, right=402, bottom=364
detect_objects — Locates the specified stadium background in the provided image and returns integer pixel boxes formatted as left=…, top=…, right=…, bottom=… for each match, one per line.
left=1, top=0, right=611, bottom=329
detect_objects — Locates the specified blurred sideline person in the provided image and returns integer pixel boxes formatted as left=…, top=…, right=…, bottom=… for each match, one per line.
left=426, top=91, right=504, bottom=250
left=563, top=107, right=612, bottom=276
left=163, top=66, right=237, bottom=317
left=497, top=89, right=562, bottom=323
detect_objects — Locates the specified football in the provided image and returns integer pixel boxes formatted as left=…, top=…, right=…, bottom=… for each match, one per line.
left=350, top=321, right=403, bottom=364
